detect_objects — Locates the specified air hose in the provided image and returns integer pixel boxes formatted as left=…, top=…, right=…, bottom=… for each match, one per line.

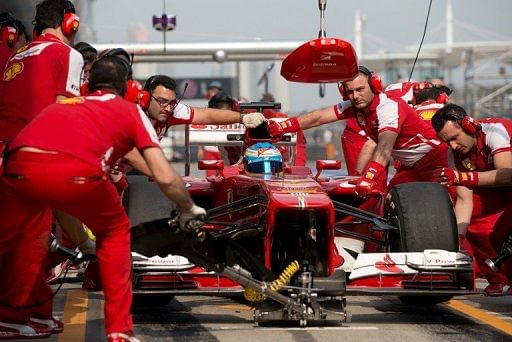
left=244, top=260, right=300, bottom=302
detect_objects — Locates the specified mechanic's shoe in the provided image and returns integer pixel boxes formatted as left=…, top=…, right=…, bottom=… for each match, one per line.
left=484, top=283, right=511, bottom=297
left=0, top=320, right=52, bottom=339
left=29, top=317, right=64, bottom=334
left=107, top=331, right=141, bottom=342
left=46, top=260, right=72, bottom=284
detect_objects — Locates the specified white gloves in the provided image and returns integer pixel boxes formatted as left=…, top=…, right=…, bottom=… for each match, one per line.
left=77, top=238, right=96, bottom=255
left=242, top=112, right=265, bottom=128
left=179, top=204, right=207, bottom=233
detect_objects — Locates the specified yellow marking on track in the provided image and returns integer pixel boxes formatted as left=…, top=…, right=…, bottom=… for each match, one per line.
left=219, top=304, right=252, bottom=311
left=58, top=289, right=88, bottom=341
left=446, top=299, right=512, bottom=336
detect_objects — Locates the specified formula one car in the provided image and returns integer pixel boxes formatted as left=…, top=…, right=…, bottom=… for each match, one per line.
left=125, top=103, right=475, bottom=326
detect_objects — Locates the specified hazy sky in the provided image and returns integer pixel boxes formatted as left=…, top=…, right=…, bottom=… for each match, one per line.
left=83, top=0, right=512, bottom=112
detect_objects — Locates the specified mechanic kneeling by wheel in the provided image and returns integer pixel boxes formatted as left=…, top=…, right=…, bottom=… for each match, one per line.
left=431, top=104, right=512, bottom=297
left=0, top=56, right=206, bottom=341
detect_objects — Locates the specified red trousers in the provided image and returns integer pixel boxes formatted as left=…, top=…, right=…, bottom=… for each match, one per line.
left=467, top=190, right=512, bottom=284
left=388, top=144, right=450, bottom=189
left=0, top=151, right=133, bottom=334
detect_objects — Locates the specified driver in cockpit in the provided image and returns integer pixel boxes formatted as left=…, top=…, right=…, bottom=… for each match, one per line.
left=243, top=142, right=283, bottom=176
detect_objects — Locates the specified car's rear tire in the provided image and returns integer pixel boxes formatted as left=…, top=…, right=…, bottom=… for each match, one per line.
left=386, top=182, right=457, bottom=306
left=386, top=182, right=458, bottom=253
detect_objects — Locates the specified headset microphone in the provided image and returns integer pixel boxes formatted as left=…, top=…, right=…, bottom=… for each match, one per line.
left=177, top=82, right=189, bottom=106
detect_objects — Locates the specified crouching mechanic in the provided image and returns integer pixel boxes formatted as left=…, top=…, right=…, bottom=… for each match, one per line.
left=0, top=56, right=206, bottom=341
left=268, top=66, right=450, bottom=197
left=431, top=104, right=512, bottom=296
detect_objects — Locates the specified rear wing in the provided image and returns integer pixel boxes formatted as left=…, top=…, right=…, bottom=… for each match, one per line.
left=188, top=118, right=297, bottom=147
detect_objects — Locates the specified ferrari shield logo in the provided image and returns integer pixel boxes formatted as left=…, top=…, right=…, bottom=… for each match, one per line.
left=356, top=112, right=365, bottom=126
left=462, top=159, right=475, bottom=171
left=3, top=62, right=23, bottom=81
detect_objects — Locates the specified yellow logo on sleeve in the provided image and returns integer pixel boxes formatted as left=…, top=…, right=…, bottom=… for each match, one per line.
left=3, top=62, right=23, bottom=81
left=58, top=97, right=85, bottom=105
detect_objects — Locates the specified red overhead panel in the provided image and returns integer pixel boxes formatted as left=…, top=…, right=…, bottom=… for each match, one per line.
left=280, top=38, right=359, bottom=83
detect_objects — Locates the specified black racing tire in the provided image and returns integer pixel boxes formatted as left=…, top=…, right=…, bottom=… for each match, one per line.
left=132, top=295, right=174, bottom=307
left=386, top=182, right=457, bottom=306
left=386, top=182, right=458, bottom=253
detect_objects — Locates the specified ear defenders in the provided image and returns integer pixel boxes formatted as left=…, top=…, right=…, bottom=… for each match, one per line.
left=338, top=65, right=383, bottom=101
left=460, top=115, right=481, bottom=135
left=124, top=79, right=144, bottom=104
left=137, top=76, right=158, bottom=111
left=445, top=109, right=481, bottom=135
left=1, top=24, right=17, bottom=48
left=0, top=13, right=18, bottom=48
left=412, top=82, right=451, bottom=105
left=435, top=92, right=449, bottom=105
left=61, top=1, right=79, bottom=36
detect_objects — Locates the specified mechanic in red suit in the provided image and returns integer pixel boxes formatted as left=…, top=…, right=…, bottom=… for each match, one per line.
left=140, top=75, right=264, bottom=142
left=431, top=104, right=512, bottom=296
left=341, top=79, right=418, bottom=176
left=342, top=80, right=452, bottom=176
left=0, top=1, right=94, bottom=337
left=0, top=56, right=207, bottom=341
left=268, top=66, right=450, bottom=198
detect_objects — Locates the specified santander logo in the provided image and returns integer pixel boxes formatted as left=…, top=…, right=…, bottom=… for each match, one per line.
left=374, top=254, right=403, bottom=273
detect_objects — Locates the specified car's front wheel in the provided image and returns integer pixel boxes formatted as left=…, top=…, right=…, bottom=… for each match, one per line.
left=386, top=182, right=458, bottom=306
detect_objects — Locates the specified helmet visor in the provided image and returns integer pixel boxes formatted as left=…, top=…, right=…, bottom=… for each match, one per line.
left=246, top=160, right=283, bottom=175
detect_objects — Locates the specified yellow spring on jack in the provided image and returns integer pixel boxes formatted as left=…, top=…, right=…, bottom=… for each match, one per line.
left=243, top=260, right=300, bottom=303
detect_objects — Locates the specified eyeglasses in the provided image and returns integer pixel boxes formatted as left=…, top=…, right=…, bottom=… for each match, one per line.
left=151, top=95, right=178, bottom=109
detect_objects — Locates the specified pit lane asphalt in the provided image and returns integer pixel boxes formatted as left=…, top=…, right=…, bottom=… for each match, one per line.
left=16, top=279, right=512, bottom=342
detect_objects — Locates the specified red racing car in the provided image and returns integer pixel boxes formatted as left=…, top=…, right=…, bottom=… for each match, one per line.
left=126, top=110, right=474, bottom=326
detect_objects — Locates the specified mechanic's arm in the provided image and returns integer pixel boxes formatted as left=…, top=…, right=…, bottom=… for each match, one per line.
left=354, top=132, right=396, bottom=197
left=454, top=185, right=473, bottom=236
left=355, top=139, right=377, bottom=175
left=371, top=131, right=397, bottom=166
left=436, top=151, right=512, bottom=187
left=124, top=147, right=153, bottom=177
left=192, top=108, right=264, bottom=128
left=267, top=107, right=339, bottom=137
left=476, top=151, right=512, bottom=186
left=53, top=209, right=96, bottom=254
left=297, top=107, right=339, bottom=130
left=192, top=108, right=240, bottom=124
left=141, top=146, right=195, bottom=211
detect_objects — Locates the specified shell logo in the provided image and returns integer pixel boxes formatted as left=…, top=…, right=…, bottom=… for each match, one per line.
left=3, top=62, right=23, bottom=81
left=419, top=109, right=436, bottom=121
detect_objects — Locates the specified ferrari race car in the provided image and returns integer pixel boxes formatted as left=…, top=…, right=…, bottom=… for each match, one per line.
left=125, top=104, right=475, bottom=326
